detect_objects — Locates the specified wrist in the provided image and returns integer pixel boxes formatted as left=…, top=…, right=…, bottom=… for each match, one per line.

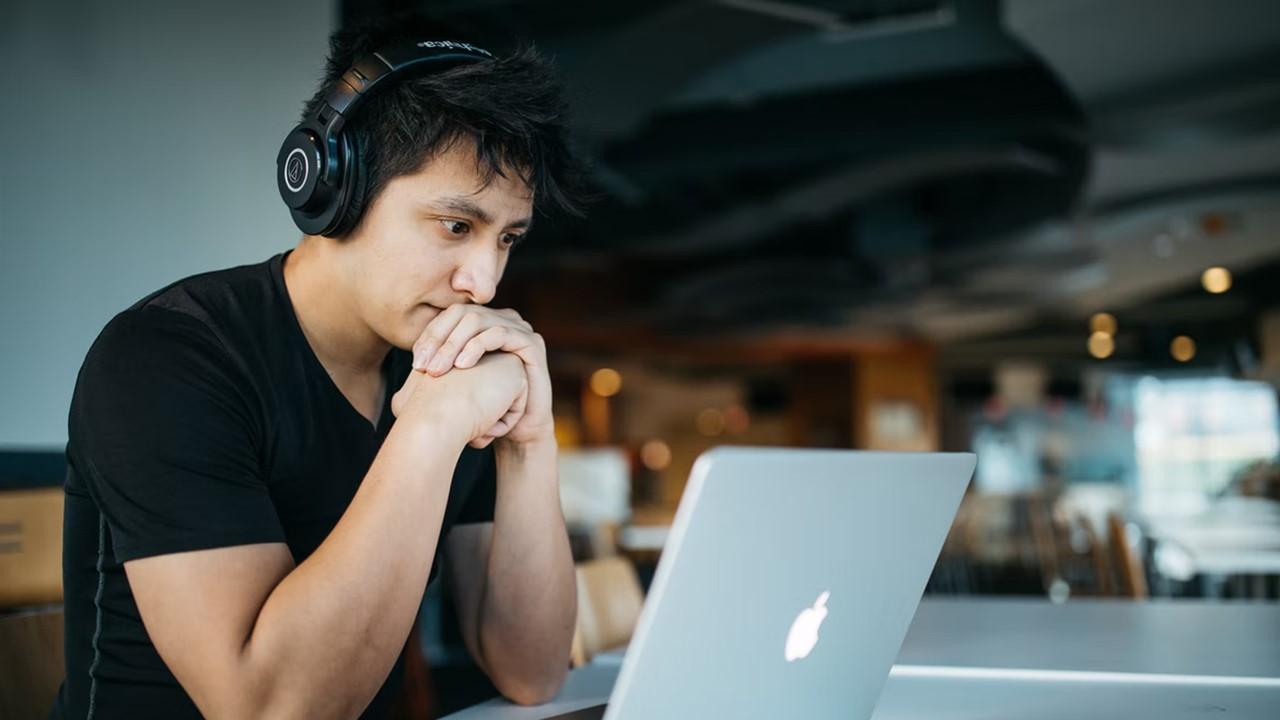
left=400, top=403, right=471, bottom=451
left=495, top=432, right=557, bottom=465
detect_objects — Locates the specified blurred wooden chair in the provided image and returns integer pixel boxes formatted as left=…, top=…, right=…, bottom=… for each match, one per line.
left=1028, top=495, right=1067, bottom=594
left=0, top=487, right=66, bottom=720
left=570, top=556, right=644, bottom=668
left=1108, top=513, right=1149, bottom=599
left=1030, top=494, right=1122, bottom=599
left=1076, top=513, right=1115, bottom=596
left=0, top=607, right=65, bottom=720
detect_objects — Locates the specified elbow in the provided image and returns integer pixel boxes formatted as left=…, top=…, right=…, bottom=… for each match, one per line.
left=234, top=667, right=370, bottom=720
left=494, top=665, right=569, bottom=706
left=501, top=682, right=562, bottom=707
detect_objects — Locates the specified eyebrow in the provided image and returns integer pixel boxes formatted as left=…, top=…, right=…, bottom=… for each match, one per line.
left=428, top=196, right=533, bottom=231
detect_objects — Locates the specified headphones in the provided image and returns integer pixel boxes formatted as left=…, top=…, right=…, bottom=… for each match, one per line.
left=276, top=40, right=495, bottom=237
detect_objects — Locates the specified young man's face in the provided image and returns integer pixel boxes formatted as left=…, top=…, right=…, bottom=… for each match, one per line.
left=340, top=140, right=534, bottom=350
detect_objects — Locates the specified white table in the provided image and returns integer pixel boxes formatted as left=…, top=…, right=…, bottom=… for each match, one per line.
left=1147, top=500, right=1280, bottom=571
left=1145, top=501, right=1280, bottom=596
left=442, top=598, right=1280, bottom=719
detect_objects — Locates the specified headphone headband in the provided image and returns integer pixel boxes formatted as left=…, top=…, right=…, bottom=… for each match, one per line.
left=277, top=40, right=495, bottom=236
left=317, top=40, right=494, bottom=136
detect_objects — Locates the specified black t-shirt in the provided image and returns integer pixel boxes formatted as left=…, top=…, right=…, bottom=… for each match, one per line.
left=53, top=251, right=496, bottom=719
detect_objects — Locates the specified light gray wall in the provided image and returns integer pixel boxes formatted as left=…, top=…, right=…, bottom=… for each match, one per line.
left=0, top=0, right=334, bottom=449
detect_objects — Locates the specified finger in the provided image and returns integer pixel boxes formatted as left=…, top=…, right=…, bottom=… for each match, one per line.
left=461, top=328, right=544, bottom=375
left=499, top=381, right=529, bottom=431
left=498, top=308, right=534, bottom=331
left=484, top=406, right=523, bottom=439
left=413, top=304, right=468, bottom=370
left=482, top=379, right=528, bottom=438
left=491, top=404, right=524, bottom=436
left=416, top=306, right=539, bottom=371
left=437, top=310, right=532, bottom=372
left=454, top=327, right=512, bottom=369
left=426, top=312, right=485, bottom=376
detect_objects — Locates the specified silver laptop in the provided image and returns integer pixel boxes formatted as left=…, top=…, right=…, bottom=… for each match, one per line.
left=549, top=446, right=975, bottom=719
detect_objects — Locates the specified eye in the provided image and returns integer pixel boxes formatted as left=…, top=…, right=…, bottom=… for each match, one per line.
left=440, top=219, right=470, bottom=236
left=500, top=233, right=525, bottom=249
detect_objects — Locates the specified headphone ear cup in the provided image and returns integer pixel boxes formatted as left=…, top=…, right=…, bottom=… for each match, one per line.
left=279, top=123, right=346, bottom=235
left=328, top=131, right=368, bottom=238
left=277, top=127, right=323, bottom=211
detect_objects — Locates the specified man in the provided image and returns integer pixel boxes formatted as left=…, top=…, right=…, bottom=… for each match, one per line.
left=54, top=16, right=582, bottom=719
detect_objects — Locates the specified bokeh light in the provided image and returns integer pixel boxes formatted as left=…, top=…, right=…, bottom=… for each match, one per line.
left=1171, top=335, right=1196, bottom=362
left=640, top=439, right=672, bottom=471
left=589, top=368, right=623, bottom=397
left=1088, top=332, right=1115, bottom=359
left=696, top=408, right=727, bottom=437
left=1090, top=312, right=1117, bottom=336
left=725, top=404, right=750, bottom=434
left=1201, top=267, right=1232, bottom=294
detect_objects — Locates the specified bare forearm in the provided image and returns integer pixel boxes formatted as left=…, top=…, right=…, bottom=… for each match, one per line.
left=242, top=416, right=467, bottom=718
left=480, top=437, right=576, bottom=704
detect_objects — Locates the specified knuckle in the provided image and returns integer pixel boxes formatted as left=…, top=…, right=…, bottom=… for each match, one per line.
left=459, top=313, right=484, bottom=332
left=500, top=308, right=531, bottom=329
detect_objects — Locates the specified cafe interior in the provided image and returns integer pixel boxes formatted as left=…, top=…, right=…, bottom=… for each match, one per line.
left=2, top=0, right=1279, bottom=717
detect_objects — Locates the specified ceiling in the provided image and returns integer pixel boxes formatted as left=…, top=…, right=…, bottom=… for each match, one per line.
left=346, top=0, right=1280, bottom=371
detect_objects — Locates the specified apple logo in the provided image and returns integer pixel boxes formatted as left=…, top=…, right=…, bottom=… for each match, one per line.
left=785, top=591, right=830, bottom=662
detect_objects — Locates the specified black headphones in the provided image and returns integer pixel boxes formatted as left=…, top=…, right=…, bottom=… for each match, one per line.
left=276, top=40, right=495, bottom=237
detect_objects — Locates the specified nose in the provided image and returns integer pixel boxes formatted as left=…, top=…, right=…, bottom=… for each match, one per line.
left=450, top=244, right=501, bottom=305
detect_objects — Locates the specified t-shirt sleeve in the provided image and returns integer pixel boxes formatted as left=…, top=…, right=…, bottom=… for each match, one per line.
left=452, top=445, right=497, bottom=526
left=70, top=307, right=285, bottom=563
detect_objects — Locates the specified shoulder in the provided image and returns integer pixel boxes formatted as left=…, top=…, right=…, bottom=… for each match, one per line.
left=79, top=255, right=285, bottom=386
left=74, top=304, right=244, bottom=403
left=127, top=255, right=280, bottom=334
left=84, top=305, right=226, bottom=377
left=72, top=304, right=258, bottom=437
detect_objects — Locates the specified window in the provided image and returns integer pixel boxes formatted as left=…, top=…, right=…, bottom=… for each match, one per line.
left=1133, top=377, right=1279, bottom=515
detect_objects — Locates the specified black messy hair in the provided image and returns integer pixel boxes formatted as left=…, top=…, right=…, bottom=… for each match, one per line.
left=301, top=14, right=586, bottom=238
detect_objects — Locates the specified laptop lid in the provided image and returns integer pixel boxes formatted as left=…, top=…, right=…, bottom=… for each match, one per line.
left=605, top=447, right=975, bottom=720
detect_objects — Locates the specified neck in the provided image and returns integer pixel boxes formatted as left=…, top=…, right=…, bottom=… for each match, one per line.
left=283, top=236, right=390, bottom=378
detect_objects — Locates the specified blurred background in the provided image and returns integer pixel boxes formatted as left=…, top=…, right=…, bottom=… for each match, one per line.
left=2, top=0, right=1279, bottom=716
